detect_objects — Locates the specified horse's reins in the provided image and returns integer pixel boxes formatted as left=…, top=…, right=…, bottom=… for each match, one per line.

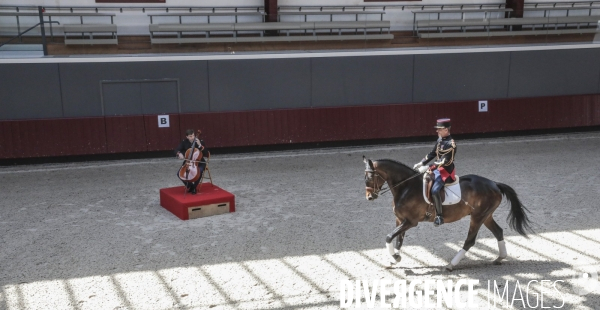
left=366, top=167, right=474, bottom=210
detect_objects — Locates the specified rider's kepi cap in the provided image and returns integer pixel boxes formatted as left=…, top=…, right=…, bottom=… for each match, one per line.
left=434, top=118, right=451, bottom=129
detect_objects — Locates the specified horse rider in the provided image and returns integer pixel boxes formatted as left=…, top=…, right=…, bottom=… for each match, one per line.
left=413, top=118, right=457, bottom=227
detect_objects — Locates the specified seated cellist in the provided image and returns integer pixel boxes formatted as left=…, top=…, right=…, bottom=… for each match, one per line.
left=175, top=129, right=207, bottom=194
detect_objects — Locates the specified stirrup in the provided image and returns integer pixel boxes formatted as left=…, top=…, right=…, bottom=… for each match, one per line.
left=434, top=216, right=444, bottom=227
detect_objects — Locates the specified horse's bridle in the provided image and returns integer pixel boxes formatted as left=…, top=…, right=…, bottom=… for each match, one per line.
left=365, top=167, right=425, bottom=198
left=364, top=168, right=387, bottom=198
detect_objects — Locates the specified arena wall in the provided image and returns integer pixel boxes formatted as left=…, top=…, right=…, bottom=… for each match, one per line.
left=1, top=45, right=600, bottom=159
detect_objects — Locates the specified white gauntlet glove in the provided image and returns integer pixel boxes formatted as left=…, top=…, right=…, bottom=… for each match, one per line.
left=413, top=162, right=423, bottom=170
left=417, top=165, right=429, bottom=174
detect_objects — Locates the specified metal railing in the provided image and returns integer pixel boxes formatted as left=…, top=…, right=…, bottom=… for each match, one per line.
left=278, top=5, right=398, bottom=12
left=0, top=7, right=60, bottom=56
left=277, top=1, right=600, bottom=12
left=277, top=3, right=506, bottom=12
left=526, top=1, right=600, bottom=7
left=3, top=2, right=600, bottom=14
left=0, top=5, right=264, bottom=14
left=3, top=2, right=599, bottom=16
left=0, top=3, right=506, bottom=14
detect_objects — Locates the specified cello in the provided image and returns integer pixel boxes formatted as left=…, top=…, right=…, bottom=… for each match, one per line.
left=177, top=130, right=204, bottom=193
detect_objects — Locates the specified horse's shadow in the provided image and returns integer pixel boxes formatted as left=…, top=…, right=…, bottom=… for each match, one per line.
left=384, top=260, right=582, bottom=309
left=392, top=259, right=572, bottom=278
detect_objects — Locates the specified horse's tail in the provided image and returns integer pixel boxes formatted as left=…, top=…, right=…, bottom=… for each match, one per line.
left=496, top=182, right=534, bottom=237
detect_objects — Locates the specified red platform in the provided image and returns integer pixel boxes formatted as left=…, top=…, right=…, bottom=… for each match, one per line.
left=159, top=183, right=235, bottom=220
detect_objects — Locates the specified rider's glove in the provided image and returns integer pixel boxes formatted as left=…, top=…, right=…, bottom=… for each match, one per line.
left=417, top=165, right=429, bottom=174
left=413, top=162, right=423, bottom=170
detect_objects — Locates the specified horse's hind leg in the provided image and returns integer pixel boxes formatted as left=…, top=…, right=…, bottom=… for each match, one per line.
left=446, top=219, right=484, bottom=271
left=484, top=216, right=508, bottom=265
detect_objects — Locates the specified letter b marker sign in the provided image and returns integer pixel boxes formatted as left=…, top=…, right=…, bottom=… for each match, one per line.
left=479, top=100, right=488, bottom=112
left=158, top=115, right=170, bottom=128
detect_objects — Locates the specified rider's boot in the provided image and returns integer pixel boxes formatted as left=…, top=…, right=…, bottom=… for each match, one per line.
left=432, top=193, right=444, bottom=227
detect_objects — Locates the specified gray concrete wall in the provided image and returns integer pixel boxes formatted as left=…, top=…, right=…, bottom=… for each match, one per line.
left=207, top=58, right=311, bottom=112
left=2, top=48, right=600, bottom=120
left=58, top=61, right=208, bottom=118
left=101, top=80, right=179, bottom=116
left=0, top=63, right=63, bottom=120
left=311, top=55, right=413, bottom=107
left=508, top=49, right=600, bottom=98
left=412, top=52, right=511, bottom=102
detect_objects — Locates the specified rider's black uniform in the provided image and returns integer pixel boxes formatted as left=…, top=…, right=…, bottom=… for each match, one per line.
left=420, top=118, right=457, bottom=226
left=421, top=135, right=457, bottom=182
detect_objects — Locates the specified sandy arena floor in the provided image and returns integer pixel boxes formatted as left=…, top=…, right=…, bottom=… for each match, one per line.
left=0, top=131, right=599, bottom=310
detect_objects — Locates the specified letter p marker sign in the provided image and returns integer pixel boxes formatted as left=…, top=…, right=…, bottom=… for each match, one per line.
left=158, top=115, right=170, bottom=128
left=478, top=100, right=488, bottom=112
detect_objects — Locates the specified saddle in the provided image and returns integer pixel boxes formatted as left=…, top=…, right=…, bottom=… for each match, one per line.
left=423, top=173, right=461, bottom=205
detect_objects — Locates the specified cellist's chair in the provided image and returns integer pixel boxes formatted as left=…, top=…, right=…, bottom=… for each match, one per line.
left=198, top=151, right=213, bottom=190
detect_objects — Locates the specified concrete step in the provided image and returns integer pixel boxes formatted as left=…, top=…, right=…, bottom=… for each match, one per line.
left=0, top=44, right=44, bottom=58
left=0, top=44, right=43, bottom=51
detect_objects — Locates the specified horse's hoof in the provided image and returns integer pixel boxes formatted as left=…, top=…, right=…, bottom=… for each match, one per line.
left=445, top=264, right=454, bottom=272
left=392, top=254, right=402, bottom=263
left=493, top=257, right=506, bottom=265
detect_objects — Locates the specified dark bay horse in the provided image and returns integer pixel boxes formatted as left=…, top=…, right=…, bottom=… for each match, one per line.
left=363, top=157, right=533, bottom=271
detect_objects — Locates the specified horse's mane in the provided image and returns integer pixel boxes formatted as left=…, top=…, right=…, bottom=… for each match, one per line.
left=374, top=159, right=414, bottom=171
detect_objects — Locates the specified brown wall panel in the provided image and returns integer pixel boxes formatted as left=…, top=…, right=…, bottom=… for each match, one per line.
left=1, top=94, right=599, bottom=159
left=482, top=96, right=592, bottom=133
left=207, top=113, right=237, bottom=148
left=250, top=111, right=270, bottom=145
left=178, top=113, right=216, bottom=147
left=144, top=115, right=181, bottom=152
left=594, top=96, right=600, bottom=125
left=231, top=112, right=250, bottom=146
left=45, top=118, right=108, bottom=157
left=105, top=116, right=147, bottom=153
left=0, top=118, right=107, bottom=159
left=0, top=122, right=14, bottom=159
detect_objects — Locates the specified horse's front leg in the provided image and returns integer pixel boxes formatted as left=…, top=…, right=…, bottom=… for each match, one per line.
left=392, top=218, right=406, bottom=253
left=395, top=231, right=406, bottom=253
left=385, top=219, right=413, bottom=264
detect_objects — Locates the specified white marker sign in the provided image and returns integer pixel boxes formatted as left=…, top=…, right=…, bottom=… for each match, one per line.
left=158, top=115, right=170, bottom=128
left=478, top=100, right=488, bottom=112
